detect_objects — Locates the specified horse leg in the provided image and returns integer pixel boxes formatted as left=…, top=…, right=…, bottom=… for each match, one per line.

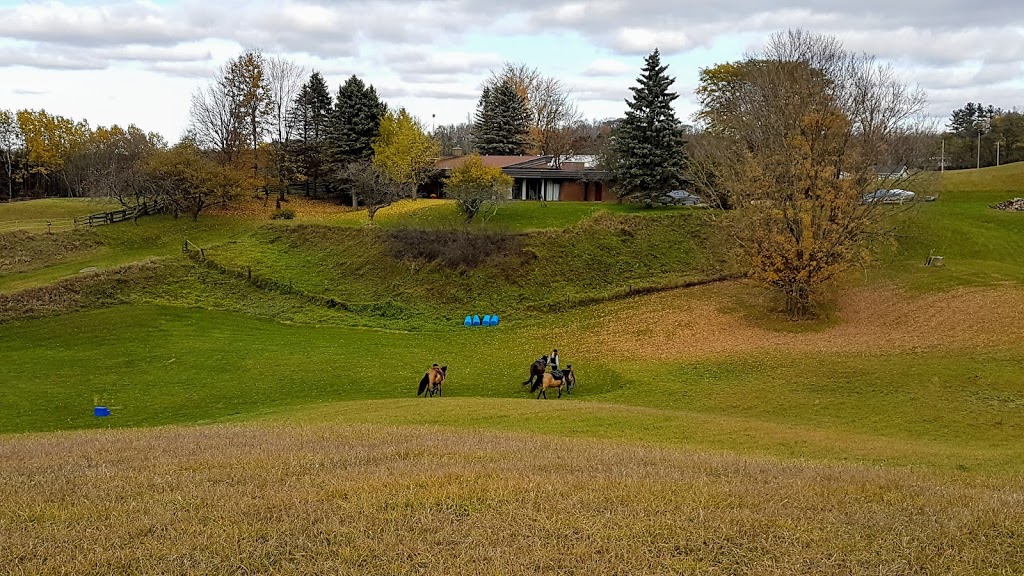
left=438, top=384, right=442, bottom=397
left=537, top=386, right=544, bottom=400
left=558, top=386, right=562, bottom=399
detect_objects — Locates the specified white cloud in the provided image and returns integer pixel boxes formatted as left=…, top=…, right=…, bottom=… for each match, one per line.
left=3, top=0, right=1024, bottom=140
left=583, top=58, right=633, bottom=77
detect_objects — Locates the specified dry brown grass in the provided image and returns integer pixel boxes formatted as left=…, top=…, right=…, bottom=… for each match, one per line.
left=575, top=282, right=1024, bottom=360
left=2, top=423, right=1022, bottom=575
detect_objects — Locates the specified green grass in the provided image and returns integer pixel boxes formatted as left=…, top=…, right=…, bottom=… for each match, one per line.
left=866, top=164, right=1024, bottom=291
left=204, top=210, right=716, bottom=325
left=1, top=180, right=1023, bottom=475
left=0, top=214, right=258, bottom=293
left=0, top=197, right=121, bottom=226
left=2, top=304, right=1022, bottom=475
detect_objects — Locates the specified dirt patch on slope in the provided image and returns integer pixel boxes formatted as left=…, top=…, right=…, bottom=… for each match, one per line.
left=579, top=283, right=1024, bottom=360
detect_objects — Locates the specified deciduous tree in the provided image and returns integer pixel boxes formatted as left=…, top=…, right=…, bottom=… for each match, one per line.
left=221, top=50, right=274, bottom=179
left=0, top=109, right=23, bottom=201
left=189, top=77, right=243, bottom=165
left=144, top=141, right=243, bottom=220
left=16, top=109, right=90, bottom=196
left=444, top=154, right=513, bottom=223
left=695, top=29, right=927, bottom=317
left=265, top=56, right=306, bottom=197
left=372, top=108, right=439, bottom=197
left=338, top=160, right=401, bottom=224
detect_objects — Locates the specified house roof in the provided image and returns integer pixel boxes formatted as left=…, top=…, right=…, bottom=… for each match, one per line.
left=503, top=156, right=610, bottom=180
left=434, top=155, right=542, bottom=170
left=876, top=165, right=908, bottom=174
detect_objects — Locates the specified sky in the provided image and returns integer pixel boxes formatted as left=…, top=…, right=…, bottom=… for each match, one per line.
left=1, top=0, right=1022, bottom=141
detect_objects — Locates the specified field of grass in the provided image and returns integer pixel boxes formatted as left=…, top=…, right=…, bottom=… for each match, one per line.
left=4, top=423, right=1021, bottom=574
left=872, top=163, right=1024, bottom=291
left=0, top=197, right=121, bottom=228
left=1, top=168, right=1023, bottom=572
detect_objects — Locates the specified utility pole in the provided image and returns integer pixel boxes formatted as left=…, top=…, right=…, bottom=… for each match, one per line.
left=941, top=138, right=945, bottom=173
left=997, top=140, right=1001, bottom=166
left=977, top=131, right=981, bottom=170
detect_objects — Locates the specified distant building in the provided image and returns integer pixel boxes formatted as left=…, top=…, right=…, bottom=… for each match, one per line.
left=876, top=165, right=910, bottom=180
left=422, top=152, right=614, bottom=202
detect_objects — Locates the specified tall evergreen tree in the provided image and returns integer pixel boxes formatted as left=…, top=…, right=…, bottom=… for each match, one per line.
left=327, top=75, right=386, bottom=205
left=473, top=79, right=530, bottom=155
left=612, top=49, right=687, bottom=205
left=328, top=75, right=385, bottom=165
left=288, top=71, right=333, bottom=196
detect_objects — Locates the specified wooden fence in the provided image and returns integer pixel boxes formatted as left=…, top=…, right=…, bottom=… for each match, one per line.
left=73, top=201, right=165, bottom=228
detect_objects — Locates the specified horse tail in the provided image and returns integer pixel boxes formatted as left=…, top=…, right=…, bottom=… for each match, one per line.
left=418, top=373, right=428, bottom=396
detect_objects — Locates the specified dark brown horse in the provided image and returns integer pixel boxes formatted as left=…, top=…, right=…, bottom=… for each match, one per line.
left=418, top=365, right=447, bottom=397
left=532, top=366, right=573, bottom=399
left=522, top=355, right=548, bottom=389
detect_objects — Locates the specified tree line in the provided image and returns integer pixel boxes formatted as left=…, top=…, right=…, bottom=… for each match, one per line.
left=941, top=102, right=1024, bottom=169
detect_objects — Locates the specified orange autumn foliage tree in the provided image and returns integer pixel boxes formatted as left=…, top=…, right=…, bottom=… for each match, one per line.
left=695, top=30, right=927, bottom=317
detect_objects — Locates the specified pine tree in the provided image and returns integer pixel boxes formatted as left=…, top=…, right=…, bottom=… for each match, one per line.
left=326, top=75, right=386, bottom=205
left=288, top=71, right=332, bottom=196
left=328, top=75, right=385, bottom=165
left=474, top=79, right=530, bottom=155
left=612, top=49, right=687, bottom=205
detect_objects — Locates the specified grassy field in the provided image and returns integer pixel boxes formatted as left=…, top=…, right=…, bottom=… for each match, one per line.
left=1, top=167, right=1023, bottom=572
left=0, top=197, right=121, bottom=226
left=3, top=423, right=1021, bottom=574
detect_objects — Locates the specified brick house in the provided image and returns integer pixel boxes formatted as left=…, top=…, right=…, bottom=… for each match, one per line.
left=421, top=149, right=614, bottom=202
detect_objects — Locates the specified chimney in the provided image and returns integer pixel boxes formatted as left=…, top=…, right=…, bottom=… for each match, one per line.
left=451, top=147, right=464, bottom=157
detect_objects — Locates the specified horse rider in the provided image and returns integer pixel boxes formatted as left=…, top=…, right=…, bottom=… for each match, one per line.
left=549, top=349, right=560, bottom=372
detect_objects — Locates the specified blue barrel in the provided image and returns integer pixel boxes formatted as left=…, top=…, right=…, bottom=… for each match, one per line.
left=464, top=315, right=472, bottom=327
left=491, top=315, right=500, bottom=326
left=93, top=406, right=110, bottom=417
left=472, top=315, right=481, bottom=326
left=483, top=315, right=492, bottom=326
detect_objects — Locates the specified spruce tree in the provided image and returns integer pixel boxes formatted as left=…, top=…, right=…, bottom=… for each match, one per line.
left=327, top=75, right=386, bottom=167
left=612, top=49, right=687, bottom=205
left=326, top=75, right=386, bottom=205
left=474, top=79, right=530, bottom=155
left=288, top=72, right=332, bottom=196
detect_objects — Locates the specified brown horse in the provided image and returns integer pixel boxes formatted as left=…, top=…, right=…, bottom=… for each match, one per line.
left=522, top=355, right=548, bottom=389
left=418, top=365, right=447, bottom=397
left=532, top=366, right=573, bottom=399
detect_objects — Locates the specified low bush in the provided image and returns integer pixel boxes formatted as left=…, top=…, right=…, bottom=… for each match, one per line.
left=387, top=227, right=520, bottom=268
left=272, top=208, right=296, bottom=220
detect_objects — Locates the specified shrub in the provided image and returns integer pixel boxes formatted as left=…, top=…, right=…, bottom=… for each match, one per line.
left=272, top=208, right=296, bottom=220
left=387, top=227, right=519, bottom=268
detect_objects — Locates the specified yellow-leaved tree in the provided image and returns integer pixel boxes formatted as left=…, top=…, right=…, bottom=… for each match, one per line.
left=372, top=108, right=439, bottom=197
left=444, top=154, right=513, bottom=224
